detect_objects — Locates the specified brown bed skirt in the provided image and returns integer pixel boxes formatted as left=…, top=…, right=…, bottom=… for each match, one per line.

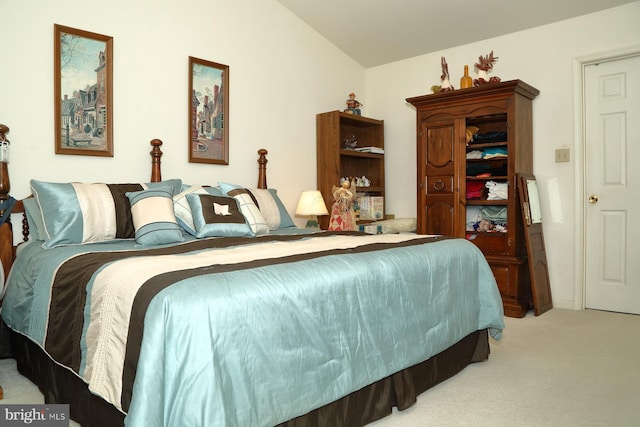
left=4, top=324, right=489, bottom=427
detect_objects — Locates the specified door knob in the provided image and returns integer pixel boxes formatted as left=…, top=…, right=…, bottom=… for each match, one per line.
left=588, top=195, right=598, bottom=204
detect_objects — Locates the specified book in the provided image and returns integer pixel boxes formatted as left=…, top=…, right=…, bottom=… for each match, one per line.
left=358, top=196, right=384, bottom=220
left=355, top=146, right=384, bottom=154
left=358, top=224, right=388, bottom=234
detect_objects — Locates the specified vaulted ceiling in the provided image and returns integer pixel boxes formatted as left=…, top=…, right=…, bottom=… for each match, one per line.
left=277, top=0, right=636, bottom=67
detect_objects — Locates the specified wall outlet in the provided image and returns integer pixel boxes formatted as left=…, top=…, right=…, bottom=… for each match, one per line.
left=555, top=148, right=570, bottom=163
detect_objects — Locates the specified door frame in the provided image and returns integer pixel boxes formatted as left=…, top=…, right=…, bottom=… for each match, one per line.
left=572, top=45, right=640, bottom=310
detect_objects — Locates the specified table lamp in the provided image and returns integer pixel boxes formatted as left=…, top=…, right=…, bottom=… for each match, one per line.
left=296, top=190, right=328, bottom=229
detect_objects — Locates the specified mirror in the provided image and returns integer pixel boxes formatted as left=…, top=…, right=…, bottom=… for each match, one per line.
left=517, top=173, right=553, bottom=316
left=526, top=179, right=543, bottom=224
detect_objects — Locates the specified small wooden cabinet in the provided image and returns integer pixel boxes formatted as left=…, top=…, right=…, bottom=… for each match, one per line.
left=316, top=111, right=385, bottom=229
left=407, top=80, right=539, bottom=317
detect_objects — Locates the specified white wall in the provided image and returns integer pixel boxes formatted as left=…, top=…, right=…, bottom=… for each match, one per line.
left=4, top=1, right=640, bottom=309
left=365, top=2, right=640, bottom=309
left=1, top=0, right=365, bottom=225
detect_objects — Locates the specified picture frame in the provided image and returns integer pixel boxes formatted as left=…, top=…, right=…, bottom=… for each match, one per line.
left=54, top=24, right=113, bottom=157
left=189, top=56, right=229, bottom=165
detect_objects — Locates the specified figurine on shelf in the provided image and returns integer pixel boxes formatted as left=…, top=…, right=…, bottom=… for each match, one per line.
left=356, top=176, right=370, bottom=187
left=328, top=180, right=357, bottom=231
left=439, top=57, right=455, bottom=92
left=473, top=51, right=501, bottom=86
left=344, top=93, right=363, bottom=116
left=342, top=134, right=358, bottom=150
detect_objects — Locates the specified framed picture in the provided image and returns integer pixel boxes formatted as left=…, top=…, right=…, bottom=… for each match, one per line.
left=54, top=24, right=113, bottom=157
left=189, top=56, right=229, bottom=165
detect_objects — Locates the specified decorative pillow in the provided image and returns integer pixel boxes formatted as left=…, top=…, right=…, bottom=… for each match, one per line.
left=173, top=185, right=225, bottom=235
left=266, top=188, right=296, bottom=229
left=30, top=178, right=182, bottom=248
left=125, top=186, right=184, bottom=246
left=186, top=194, right=253, bottom=238
left=22, top=197, right=46, bottom=241
left=221, top=188, right=270, bottom=235
left=219, top=182, right=295, bottom=230
left=179, top=183, right=223, bottom=195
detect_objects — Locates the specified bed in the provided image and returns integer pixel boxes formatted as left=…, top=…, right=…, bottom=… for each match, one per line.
left=0, top=138, right=504, bottom=427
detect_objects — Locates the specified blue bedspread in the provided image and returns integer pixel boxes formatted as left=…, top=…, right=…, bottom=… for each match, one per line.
left=1, top=232, right=504, bottom=427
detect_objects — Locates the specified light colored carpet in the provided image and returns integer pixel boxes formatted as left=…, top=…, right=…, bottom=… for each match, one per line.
left=371, top=308, right=640, bottom=427
left=1, top=308, right=639, bottom=426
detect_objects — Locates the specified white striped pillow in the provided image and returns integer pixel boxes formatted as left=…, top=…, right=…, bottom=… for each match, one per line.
left=30, top=179, right=182, bottom=248
left=224, top=189, right=269, bottom=235
left=126, top=186, right=184, bottom=246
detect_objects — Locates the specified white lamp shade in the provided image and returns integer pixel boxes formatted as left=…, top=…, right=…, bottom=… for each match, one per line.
left=296, top=190, right=329, bottom=216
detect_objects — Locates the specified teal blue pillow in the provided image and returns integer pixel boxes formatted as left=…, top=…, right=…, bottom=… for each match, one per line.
left=186, top=193, right=253, bottom=238
left=173, top=185, right=226, bottom=235
left=31, top=178, right=182, bottom=248
left=126, top=186, right=184, bottom=246
left=148, top=179, right=183, bottom=196
left=267, top=188, right=296, bottom=229
left=23, top=197, right=46, bottom=241
left=179, top=183, right=223, bottom=196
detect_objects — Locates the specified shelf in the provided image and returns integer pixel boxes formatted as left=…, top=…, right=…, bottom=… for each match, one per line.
left=466, top=112, right=508, bottom=125
left=466, top=231, right=508, bottom=238
left=466, top=199, right=508, bottom=206
left=467, top=176, right=508, bottom=181
left=355, top=186, right=384, bottom=193
left=466, top=141, right=508, bottom=149
left=466, top=157, right=507, bottom=163
left=340, top=149, right=384, bottom=159
left=335, top=111, right=384, bottom=127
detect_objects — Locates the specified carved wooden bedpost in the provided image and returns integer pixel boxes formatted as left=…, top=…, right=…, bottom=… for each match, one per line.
left=0, top=124, right=9, bottom=206
left=150, top=139, right=163, bottom=183
left=257, top=148, right=268, bottom=189
left=0, top=125, right=9, bottom=399
left=0, top=124, right=12, bottom=285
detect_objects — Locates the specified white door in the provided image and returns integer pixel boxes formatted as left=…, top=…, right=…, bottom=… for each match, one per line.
left=584, top=54, right=640, bottom=314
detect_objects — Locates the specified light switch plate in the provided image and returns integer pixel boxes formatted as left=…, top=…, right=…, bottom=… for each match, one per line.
left=555, top=148, right=570, bottom=163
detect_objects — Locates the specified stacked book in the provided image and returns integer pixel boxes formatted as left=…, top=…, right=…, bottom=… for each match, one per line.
left=358, top=196, right=384, bottom=220
left=355, top=146, right=384, bottom=154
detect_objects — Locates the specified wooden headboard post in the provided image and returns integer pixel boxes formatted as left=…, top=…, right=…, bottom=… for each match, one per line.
left=257, top=149, right=268, bottom=189
left=0, top=124, right=13, bottom=281
left=0, top=124, right=10, bottom=207
left=150, top=139, right=163, bottom=182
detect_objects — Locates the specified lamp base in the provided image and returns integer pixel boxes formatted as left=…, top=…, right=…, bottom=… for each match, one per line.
left=304, top=219, right=320, bottom=229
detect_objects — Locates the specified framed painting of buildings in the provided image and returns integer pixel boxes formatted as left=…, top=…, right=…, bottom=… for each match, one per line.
left=54, top=24, right=113, bottom=156
left=189, top=56, right=229, bottom=165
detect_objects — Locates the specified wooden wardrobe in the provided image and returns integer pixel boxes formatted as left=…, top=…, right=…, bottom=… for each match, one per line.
left=407, top=80, right=539, bottom=317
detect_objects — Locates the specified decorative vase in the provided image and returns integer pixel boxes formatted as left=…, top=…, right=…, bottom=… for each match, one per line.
left=460, top=65, right=473, bottom=89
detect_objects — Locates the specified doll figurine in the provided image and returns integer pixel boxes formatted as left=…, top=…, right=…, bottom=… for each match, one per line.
left=328, top=180, right=357, bottom=231
left=345, top=93, right=363, bottom=116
